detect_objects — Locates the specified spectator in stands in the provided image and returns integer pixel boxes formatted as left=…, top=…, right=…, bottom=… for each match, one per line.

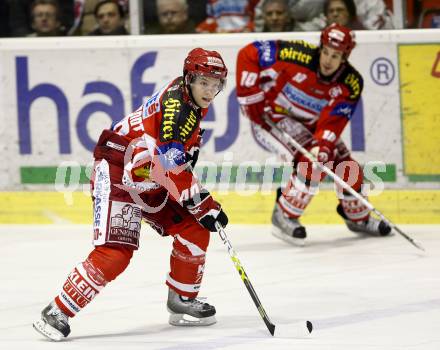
left=28, top=0, right=65, bottom=36
left=260, top=0, right=294, bottom=32
left=9, top=0, right=73, bottom=37
left=324, top=0, right=364, bottom=29
left=88, top=0, right=127, bottom=35
left=254, top=0, right=326, bottom=32
left=321, top=0, right=394, bottom=30
left=143, top=0, right=207, bottom=29
left=69, top=0, right=128, bottom=36
left=197, top=0, right=259, bottom=33
left=145, top=0, right=195, bottom=34
left=255, top=0, right=393, bottom=31
left=354, top=0, right=394, bottom=29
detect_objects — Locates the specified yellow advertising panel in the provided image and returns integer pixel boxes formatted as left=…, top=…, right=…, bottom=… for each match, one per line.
left=399, top=44, right=440, bottom=177
left=1, top=191, right=439, bottom=224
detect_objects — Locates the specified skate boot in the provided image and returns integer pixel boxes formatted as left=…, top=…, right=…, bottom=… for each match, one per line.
left=271, top=202, right=307, bottom=246
left=167, top=288, right=216, bottom=326
left=337, top=204, right=392, bottom=236
left=33, top=301, right=70, bottom=341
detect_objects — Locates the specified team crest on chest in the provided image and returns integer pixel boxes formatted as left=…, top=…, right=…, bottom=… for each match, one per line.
left=329, top=86, right=343, bottom=98
left=293, top=72, right=307, bottom=83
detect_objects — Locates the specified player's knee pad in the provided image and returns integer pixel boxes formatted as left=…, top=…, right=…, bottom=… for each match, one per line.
left=334, top=157, right=364, bottom=193
left=87, top=245, right=134, bottom=282
left=173, top=223, right=210, bottom=253
left=157, top=205, right=211, bottom=252
left=333, top=157, right=369, bottom=221
left=294, top=152, right=331, bottom=185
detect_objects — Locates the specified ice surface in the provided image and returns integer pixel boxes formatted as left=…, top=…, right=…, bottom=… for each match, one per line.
left=1, top=224, right=439, bottom=349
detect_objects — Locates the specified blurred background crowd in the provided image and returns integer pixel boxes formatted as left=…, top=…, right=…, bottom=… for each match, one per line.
left=0, top=0, right=438, bottom=38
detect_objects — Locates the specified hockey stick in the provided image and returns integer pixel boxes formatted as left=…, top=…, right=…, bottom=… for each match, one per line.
left=263, top=117, right=425, bottom=252
left=215, top=222, right=313, bottom=336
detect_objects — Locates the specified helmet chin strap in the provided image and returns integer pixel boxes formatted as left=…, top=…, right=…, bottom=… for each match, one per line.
left=317, top=61, right=347, bottom=83
left=184, top=74, right=202, bottom=109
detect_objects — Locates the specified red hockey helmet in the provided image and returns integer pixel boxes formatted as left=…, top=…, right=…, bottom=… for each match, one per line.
left=183, top=48, right=228, bottom=81
left=320, top=23, right=356, bottom=58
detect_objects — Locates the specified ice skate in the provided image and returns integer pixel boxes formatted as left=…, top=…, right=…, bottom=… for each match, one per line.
left=337, top=204, right=392, bottom=236
left=271, top=203, right=307, bottom=246
left=33, top=301, right=70, bottom=341
left=167, top=288, right=216, bottom=326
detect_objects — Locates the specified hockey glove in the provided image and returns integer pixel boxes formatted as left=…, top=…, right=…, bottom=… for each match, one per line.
left=186, top=191, right=228, bottom=232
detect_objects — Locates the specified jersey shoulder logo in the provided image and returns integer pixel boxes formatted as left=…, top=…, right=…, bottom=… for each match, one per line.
left=159, top=87, right=201, bottom=143
left=253, top=40, right=277, bottom=68
left=178, top=107, right=199, bottom=143
left=277, top=40, right=317, bottom=68
left=340, top=64, right=364, bottom=100
left=330, top=102, right=356, bottom=119
left=160, top=95, right=182, bottom=142
left=143, top=89, right=162, bottom=119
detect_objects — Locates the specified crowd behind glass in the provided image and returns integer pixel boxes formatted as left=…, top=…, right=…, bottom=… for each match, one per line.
left=0, top=0, right=438, bottom=38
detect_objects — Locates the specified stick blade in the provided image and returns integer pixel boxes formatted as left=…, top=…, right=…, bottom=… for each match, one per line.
left=274, top=320, right=313, bottom=338
left=268, top=322, right=275, bottom=336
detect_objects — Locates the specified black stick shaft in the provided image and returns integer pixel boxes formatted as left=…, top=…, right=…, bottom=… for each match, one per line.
left=216, top=223, right=276, bottom=336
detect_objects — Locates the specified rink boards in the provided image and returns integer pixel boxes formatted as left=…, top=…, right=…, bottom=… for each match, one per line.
left=0, top=31, right=439, bottom=225
left=0, top=30, right=439, bottom=191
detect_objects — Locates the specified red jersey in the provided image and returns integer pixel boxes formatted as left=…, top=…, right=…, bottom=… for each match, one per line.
left=196, top=0, right=259, bottom=33
left=94, top=77, right=206, bottom=204
left=236, top=40, right=363, bottom=144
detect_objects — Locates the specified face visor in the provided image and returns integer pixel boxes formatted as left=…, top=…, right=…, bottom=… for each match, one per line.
left=188, top=73, right=227, bottom=96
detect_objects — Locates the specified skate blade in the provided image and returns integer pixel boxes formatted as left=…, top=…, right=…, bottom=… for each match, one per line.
left=33, top=320, right=65, bottom=341
left=168, top=312, right=216, bottom=327
left=351, top=231, right=395, bottom=238
left=347, top=227, right=394, bottom=237
left=272, top=227, right=305, bottom=246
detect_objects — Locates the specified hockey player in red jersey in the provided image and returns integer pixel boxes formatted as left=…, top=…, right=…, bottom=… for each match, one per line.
left=33, top=48, right=229, bottom=341
left=236, top=23, right=391, bottom=245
